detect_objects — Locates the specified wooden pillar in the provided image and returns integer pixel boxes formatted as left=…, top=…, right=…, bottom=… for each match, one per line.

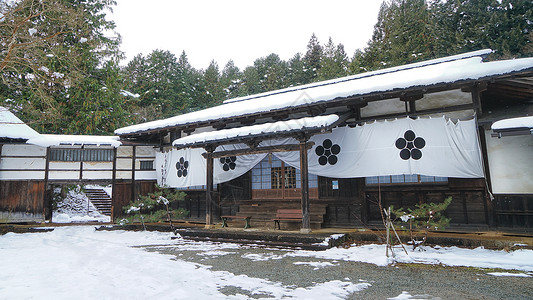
left=205, top=147, right=214, bottom=227
left=131, top=146, right=136, bottom=203
left=43, top=147, right=50, bottom=222
left=478, top=125, right=495, bottom=227
left=299, top=139, right=311, bottom=233
left=111, top=147, right=117, bottom=221
left=79, top=145, right=84, bottom=181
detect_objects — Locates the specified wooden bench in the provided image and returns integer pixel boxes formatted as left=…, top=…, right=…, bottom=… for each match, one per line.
left=272, top=209, right=302, bottom=230
left=221, top=215, right=252, bottom=229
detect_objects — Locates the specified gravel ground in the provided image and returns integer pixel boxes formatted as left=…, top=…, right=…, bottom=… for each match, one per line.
left=145, top=241, right=533, bottom=299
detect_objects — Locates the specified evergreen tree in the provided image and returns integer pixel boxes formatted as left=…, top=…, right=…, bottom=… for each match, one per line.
left=220, top=60, right=243, bottom=100
left=0, top=0, right=128, bottom=134
left=317, top=37, right=349, bottom=81
left=253, top=53, right=289, bottom=92
left=303, top=33, right=323, bottom=82
left=430, top=0, right=532, bottom=59
left=360, top=0, right=435, bottom=71
left=202, top=60, right=224, bottom=106
left=287, top=53, right=308, bottom=86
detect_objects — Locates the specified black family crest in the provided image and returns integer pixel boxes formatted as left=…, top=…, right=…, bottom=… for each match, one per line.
left=220, top=156, right=237, bottom=171
left=395, top=130, right=425, bottom=160
left=176, top=157, right=189, bottom=177
left=315, top=139, right=341, bottom=166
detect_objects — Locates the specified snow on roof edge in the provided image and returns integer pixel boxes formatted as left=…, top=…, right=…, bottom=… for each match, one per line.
left=173, top=114, right=339, bottom=148
left=222, top=49, right=493, bottom=105
left=27, top=134, right=122, bottom=148
left=0, top=106, right=41, bottom=140
left=492, top=116, right=533, bottom=131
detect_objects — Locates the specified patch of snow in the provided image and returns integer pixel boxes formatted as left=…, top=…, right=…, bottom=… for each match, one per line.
left=287, top=244, right=533, bottom=272
left=293, top=261, right=337, bottom=270
left=28, top=28, right=37, bottom=36
left=52, top=185, right=110, bottom=223
left=491, top=116, right=533, bottom=130
left=79, top=37, right=88, bottom=43
left=487, top=272, right=531, bottom=277
left=120, top=90, right=140, bottom=98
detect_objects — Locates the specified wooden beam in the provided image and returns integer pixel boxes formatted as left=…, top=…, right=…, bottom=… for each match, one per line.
left=204, top=142, right=315, bottom=159
left=471, top=84, right=483, bottom=116
left=348, top=103, right=475, bottom=125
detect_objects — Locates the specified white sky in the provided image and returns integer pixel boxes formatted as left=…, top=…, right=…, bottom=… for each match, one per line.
left=111, top=0, right=383, bottom=70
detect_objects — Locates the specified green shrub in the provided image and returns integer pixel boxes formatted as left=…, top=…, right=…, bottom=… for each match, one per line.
left=391, top=196, right=452, bottom=250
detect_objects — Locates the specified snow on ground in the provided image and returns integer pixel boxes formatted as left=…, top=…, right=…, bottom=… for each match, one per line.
left=52, top=185, right=110, bottom=223
left=1, top=227, right=532, bottom=299
left=0, top=227, right=368, bottom=299
left=287, top=243, right=533, bottom=272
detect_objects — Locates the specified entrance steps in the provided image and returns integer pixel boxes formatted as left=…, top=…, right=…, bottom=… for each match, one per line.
left=85, top=188, right=112, bottom=216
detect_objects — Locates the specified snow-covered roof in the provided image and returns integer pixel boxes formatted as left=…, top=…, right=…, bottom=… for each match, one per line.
left=222, top=49, right=493, bottom=105
left=173, top=115, right=339, bottom=148
left=492, top=116, right=533, bottom=131
left=115, top=50, right=533, bottom=136
left=0, top=106, right=40, bottom=140
left=27, top=134, right=121, bottom=148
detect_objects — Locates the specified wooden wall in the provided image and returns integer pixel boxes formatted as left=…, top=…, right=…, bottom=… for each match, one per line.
left=365, top=178, right=489, bottom=228
left=0, top=180, right=45, bottom=223
left=112, top=181, right=157, bottom=220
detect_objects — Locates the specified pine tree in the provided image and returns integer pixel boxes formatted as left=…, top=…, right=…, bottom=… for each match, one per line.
left=430, top=0, right=533, bottom=59
left=220, top=60, right=243, bottom=100
left=287, top=53, right=308, bottom=86
left=317, top=37, right=349, bottom=81
left=303, top=33, right=323, bottom=82
left=0, top=0, right=127, bottom=134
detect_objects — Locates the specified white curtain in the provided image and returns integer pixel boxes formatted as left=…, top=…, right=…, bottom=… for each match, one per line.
left=156, top=116, right=484, bottom=187
left=155, top=144, right=266, bottom=188
left=275, top=116, right=484, bottom=178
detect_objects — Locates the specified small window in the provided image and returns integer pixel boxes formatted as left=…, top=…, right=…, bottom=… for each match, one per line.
left=140, top=160, right=154, bottom=170
left=366, top=174, right=447, bottom=185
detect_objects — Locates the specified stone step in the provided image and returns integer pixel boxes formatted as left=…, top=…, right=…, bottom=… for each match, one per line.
left=85, top=188, right=112, bottom=216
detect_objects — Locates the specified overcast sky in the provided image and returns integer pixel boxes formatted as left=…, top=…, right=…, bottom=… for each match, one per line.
left=111, top=0, right=383, bottom=70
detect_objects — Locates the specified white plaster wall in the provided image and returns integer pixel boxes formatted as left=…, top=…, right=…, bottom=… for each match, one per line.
left=1, top=144, right=46, bottom=156
left=0, top=157, right=45, bottom=169
left=0, top=170, right=45, bottom=180
left=135, top=146, right=156, bottom=157
left=82, top=171, right=113, bottom=180
left=48, top=171, right=80, bottom=180
left=485, top=130, right=533, bottom=194
left=0, top=144, right=46, bottom=180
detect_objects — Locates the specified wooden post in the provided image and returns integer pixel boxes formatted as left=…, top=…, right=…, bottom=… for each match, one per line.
left=43, top=147, right=50, bottom=222
left=79, top=145, right=84, bottom=181
left=131, top=146, right=136, bottom=203
left=205, top=147, right=214, bottom=227
left=111, top=147, right=117, bottom=221
left=299, top=138, right=311, bottom=233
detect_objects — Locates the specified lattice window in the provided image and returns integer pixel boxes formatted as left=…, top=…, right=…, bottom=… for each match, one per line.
left=366, top=175, right=447, bottom=185
left=49, top=148, right=113, bottom=162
